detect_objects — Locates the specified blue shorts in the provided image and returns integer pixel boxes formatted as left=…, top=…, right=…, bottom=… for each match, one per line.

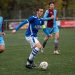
left=47, top=26, right=59, bottom=34
left=0, top=36, right=5, bottom=45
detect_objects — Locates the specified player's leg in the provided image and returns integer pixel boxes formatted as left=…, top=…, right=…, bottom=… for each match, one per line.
left=25, top=36, right=42, bottom=69
left=43, top=36, right=49, bottom=48
left=53, top=27, right=60, bottom=54
left=42, top=21, right=49, bottom=48
left=0, top=37, right=5, bottom=53
left=43, top=34, right=53, bottom=48
left=0, top=45, right=5, bottom=53
left=42, top=28, right=53, bottom=48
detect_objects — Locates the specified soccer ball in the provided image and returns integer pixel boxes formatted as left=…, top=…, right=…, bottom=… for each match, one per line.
left=39, top=61, right=48, bottom=70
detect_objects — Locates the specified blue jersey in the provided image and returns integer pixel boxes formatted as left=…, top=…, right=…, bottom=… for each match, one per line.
left=0, top=16, right=3, bottom=32
left=25, top=16, right=44, bottom=37
left=15, top=16, right=50, bottom=37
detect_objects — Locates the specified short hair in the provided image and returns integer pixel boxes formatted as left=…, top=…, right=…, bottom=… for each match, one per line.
left=36, top=7, right=43, bottom=12
left=49, top=1, right=55, bottom=5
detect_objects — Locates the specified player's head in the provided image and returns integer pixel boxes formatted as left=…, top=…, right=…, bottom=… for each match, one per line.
left=36, top=7, right=44, bottom=17
left=49, top=2, right=55, bottom=9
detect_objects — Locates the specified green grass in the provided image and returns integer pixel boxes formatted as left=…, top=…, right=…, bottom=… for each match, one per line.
left=0, top=28, right=75, bottom=75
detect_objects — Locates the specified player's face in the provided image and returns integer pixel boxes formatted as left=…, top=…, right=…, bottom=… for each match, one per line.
left=37, top=9, right=44, bottom=17
left=49, top=3, right=54, bottom=9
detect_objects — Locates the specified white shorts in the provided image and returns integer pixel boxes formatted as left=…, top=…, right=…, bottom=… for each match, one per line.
left=25, top=36, right=39, bottom=48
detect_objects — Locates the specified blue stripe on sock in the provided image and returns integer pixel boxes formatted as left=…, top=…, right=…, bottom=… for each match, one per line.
left=34, top=48, right=38, bottom=52
left=32, top=48, right=39, bottom=56
left=33, top=49, right=38, bottom=54
left=32, top=51, right=37, bottom=55
left=32, top=52, right=36, bottom=56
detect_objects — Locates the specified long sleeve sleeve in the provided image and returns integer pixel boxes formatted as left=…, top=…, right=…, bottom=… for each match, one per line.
left=15, top=20, right=28, bottom=31
left=15, top=16, right=35, bottom=31
left=0, top=16, right=3, bottom=32
left=43, top=10, right=52, bottom=21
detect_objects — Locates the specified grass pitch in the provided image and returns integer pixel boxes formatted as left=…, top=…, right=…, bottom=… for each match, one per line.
left=0, top=28, right=75, bottom=75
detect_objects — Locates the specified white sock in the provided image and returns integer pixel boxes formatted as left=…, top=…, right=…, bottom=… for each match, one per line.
left=29, top=47, right=39, bottom=61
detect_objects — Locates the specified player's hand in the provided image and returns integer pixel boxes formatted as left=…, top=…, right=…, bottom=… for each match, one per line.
left=56, top=17, right=58, bottom=20
left=2, top=32, right=6, bottom=36
left=0, top=32, right=6, bottom=36
left=51, top=15, right=54, bottom=19
left=49, top=34, right=53, bottom=39
left=47, top=34, right=53, bottom=39
left=12, top=30, right=16, bottom=33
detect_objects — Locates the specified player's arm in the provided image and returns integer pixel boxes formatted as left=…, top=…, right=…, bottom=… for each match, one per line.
left=0, top=16, right=3, bottom=29
left=0, top=16, right=5, bottom=36
left=16, top=20, right=28, bottom=31
left=12, top=16, right=35, bottom=33
left=12, top=20, right=28, bottom=33
left=41, top=20, right=52, bottom=37
left=0, top=32, right=6, bottom=36
left=43, top=10, right=54, bottom=21
left=54, top=9, right=58, bottom=21
left=56, top=11, right=58, bottom=20
left=42, top=25, right=50, bottom=37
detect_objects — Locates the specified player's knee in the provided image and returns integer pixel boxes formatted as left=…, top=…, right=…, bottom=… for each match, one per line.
left=0, top=47, right=5, bottom=53
left=38, top=45, right=42, bottom=49
left=35, top=42, right=42, bottom=49
left=55, top=33, right=59, bottom=40
left=44, top=36, right=49, bottom=40
left=36, top=44, right=42, bottom=49
left=55, top=35, right=59, bottom=40
left=56, top=37, right=59, bottom=40
left=0, top=49, right=5, bottom=53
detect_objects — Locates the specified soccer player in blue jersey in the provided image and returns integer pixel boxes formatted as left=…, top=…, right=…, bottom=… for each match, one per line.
left=12, top=7, right=52, bottom=69
left=0, top=16, right=5, bottom=53
left=43, top=2, right=60, bottom=54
